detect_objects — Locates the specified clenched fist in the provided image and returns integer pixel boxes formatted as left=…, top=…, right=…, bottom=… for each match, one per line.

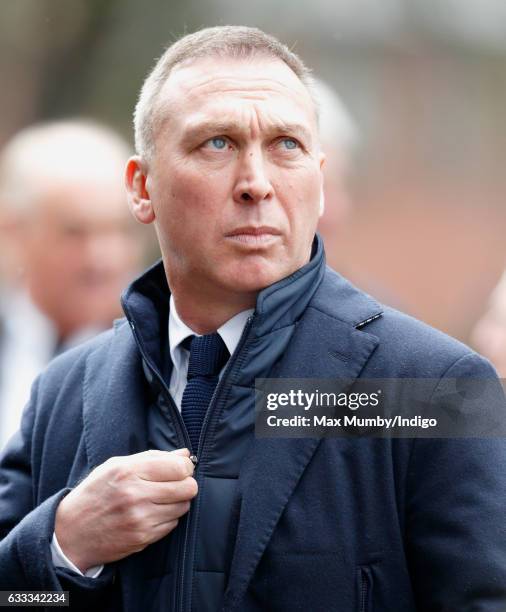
left=55, top=448, right=197, bottom=572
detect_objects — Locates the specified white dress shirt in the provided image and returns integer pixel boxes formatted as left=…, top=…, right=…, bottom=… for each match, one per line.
left=168, top=295, right=253, bottom=409
left=51, top=296, right=253, bottom=577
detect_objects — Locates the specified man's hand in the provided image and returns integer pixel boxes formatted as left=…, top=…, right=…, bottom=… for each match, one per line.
left=54, top=448, right=197, bottom=573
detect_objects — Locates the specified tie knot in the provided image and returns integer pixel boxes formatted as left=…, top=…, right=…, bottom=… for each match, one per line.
left=186, top=333, right=229, bottom=378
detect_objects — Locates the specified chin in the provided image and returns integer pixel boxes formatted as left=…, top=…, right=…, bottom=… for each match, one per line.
left=227, top=263, right=290, bottom=294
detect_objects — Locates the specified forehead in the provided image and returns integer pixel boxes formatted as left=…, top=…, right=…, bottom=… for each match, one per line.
left=156, top=56, right=318, bottom=133
left=32, top=176, right=127, bottom=224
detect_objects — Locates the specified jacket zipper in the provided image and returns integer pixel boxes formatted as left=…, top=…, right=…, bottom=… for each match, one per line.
left=126, top=318, right=191, bottom=612
left=359, top=566, right=370, bottom=612
left=179, top=314, right=255, bottom=612
left=195, top=314, right=255, bottom=461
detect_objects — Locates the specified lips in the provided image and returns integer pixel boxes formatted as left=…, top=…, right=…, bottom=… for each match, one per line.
left=225, top=226, right=282, bottom=237
left=224, top=226, right=282, bottom=246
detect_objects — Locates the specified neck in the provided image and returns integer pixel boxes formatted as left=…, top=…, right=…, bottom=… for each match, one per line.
left=170, top=286, right=256, bottom=335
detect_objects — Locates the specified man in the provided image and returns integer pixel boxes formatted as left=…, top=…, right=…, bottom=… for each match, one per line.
left=0, top=26, right=505, bottom=611
left=315, top=79, right=401, bottom=307
left=314, top=76, right=357, bottom=269
left=0, top=120, right=142, bottom=448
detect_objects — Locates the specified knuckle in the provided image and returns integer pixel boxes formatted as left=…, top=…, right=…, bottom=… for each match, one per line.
left=169, top=501, right=189, bottom=518
left=123, top=505, right=145, bottom=530
left=134, top=527, right=153, bottom=547
left=185, top=477, right=198, bottom=498
left=174, top=458, right=189, bottom=480
left=119, top=485, right=140, bottom=507
left=129, top=534, right=149, bottom=552
left=107, top=461, right=132, bottom=483
left=103, top=456, right=124, bottom=472
left=143, top=449, right=164, bottom=460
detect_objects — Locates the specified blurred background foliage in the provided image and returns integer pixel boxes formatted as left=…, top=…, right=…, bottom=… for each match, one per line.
left=1, top=0, right=505, bottom=342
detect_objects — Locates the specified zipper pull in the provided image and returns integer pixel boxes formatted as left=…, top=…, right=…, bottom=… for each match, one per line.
left=189, top=454, right=198, bottom=467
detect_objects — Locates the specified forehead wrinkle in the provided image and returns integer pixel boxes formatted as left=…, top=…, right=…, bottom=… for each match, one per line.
left=177, top=71, right=310, bottom=98
left=181, top=113, right=313, bottom=146
left=165, top=63, right=315, bottom=119
left=254, top=109, right=313, bottom=144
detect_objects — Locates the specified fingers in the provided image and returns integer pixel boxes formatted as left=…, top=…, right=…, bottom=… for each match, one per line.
left=151, top=500, right=191, bottom=520
left=148, top=519, right=181, bottom=543
left=133, top=449, right=194, bottom=482
left=135, top=497, right=193, bottom=543
left=147, top=476, right=199, bottom=504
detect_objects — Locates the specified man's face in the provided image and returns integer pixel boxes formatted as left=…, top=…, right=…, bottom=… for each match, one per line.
left=136, top=56, right=324, bottom=302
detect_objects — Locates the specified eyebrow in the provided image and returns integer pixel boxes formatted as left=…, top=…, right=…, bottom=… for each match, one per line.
left=180, top=120, right=313, bottom=147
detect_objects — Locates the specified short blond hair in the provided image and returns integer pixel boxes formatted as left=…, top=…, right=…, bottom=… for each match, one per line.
left=134, top=25, right=316, bottom=160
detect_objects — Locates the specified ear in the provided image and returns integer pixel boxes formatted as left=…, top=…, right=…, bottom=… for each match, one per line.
left=125, top=156, right=155, bottom=224
left=318, top=152, right=326, bottom=218
left=318, top=186, right=325, bottom=217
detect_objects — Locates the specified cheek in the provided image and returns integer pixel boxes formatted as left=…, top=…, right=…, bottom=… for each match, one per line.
left=278, top=183, right=320, bottom=231
left=277, top=163, right=321, bottom=200
left=156, top=169, right=229, bottom=234
left=24, top=231, right=60, bottom=270
left=168, top=162, right=230, bottom=203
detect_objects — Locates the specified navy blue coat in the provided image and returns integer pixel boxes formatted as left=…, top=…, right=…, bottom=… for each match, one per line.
left=1, top=259, right=505, bottom=611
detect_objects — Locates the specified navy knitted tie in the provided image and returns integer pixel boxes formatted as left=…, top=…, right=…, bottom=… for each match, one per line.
left=181, top=333, right=229, bottom=452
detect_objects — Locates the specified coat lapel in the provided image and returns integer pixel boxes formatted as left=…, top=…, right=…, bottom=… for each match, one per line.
left=82, top=320, right=148, bottom=469
left=224, top=302, right=381, bottom=610
left=82, top=320, right=157, bottom=609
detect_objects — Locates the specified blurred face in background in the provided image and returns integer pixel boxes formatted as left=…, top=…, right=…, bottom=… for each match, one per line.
left=10, top=175, right=140, bottom=338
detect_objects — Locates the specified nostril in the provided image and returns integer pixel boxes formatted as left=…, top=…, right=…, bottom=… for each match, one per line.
left=241, top=192, right=253, bottom=201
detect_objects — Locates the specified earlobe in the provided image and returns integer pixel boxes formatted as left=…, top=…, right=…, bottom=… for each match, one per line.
left=125, top=157, right=155, bottom=225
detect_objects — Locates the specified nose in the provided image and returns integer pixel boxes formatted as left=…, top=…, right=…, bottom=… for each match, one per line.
left=232, top=148, right=274, bottom=205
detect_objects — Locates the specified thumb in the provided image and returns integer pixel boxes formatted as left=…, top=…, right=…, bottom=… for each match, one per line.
left=171, top=448, right=190, bottom=457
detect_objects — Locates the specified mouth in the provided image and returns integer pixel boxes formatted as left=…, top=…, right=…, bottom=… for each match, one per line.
left=224, top=226, right=282, bottom=247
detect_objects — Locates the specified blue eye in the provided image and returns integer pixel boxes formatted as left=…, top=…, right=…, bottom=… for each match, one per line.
left=210, top=137, right=227, bottom=149
left=281, top=138, right=298, bottom=150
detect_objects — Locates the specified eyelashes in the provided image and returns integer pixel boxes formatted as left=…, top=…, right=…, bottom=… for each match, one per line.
left=278, top=137, right=300, bottom=150
left=204, top=137, right=230, bottom=150
left=200, top=136, right=303, bottom=154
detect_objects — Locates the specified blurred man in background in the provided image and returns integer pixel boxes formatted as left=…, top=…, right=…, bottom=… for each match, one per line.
left=472, top=270, right=506, bottom=377
left=315, top=79, right=399, bottom=305
left=314, top=77, right=357, bottom=271
left=0, top=120, right=142, bottom=448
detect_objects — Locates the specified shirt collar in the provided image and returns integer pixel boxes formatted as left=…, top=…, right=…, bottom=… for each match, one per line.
left=168, top=294, right=253, bottom=364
